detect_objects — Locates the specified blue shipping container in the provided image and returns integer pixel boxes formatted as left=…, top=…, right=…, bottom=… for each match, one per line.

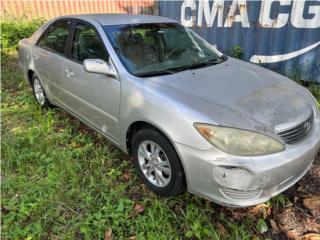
left=158, top=0, right=320, bottom=83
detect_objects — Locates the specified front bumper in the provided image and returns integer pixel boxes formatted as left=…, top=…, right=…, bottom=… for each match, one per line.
left=175, top=118, right=320, bottom=207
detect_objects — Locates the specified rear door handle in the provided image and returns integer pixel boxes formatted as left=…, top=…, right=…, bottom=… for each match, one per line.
left=64, top=69, right=74, bottom=77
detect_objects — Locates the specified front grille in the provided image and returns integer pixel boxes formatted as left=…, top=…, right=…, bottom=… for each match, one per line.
left=219, top=188, right=262, bottom=200
left=277, top=114, right=313, bottom=144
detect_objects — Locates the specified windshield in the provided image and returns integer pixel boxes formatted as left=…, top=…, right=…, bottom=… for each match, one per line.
left=104, top=23, right=225, bottom=77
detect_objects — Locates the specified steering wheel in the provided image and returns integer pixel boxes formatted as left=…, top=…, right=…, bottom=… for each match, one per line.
left=166, top=48, right=196, bottom=59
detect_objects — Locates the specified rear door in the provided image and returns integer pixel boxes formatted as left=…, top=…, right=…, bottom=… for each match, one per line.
left=32, top=20, right=72, bottom=101
left=62, top=21, right=121, bottom=142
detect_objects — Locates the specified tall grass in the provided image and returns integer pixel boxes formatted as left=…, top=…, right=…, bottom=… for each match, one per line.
left=0, top=16, right=45, bottom=49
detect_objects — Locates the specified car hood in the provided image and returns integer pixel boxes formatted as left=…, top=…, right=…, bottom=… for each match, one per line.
left=143, top=58, right=313, bottom=134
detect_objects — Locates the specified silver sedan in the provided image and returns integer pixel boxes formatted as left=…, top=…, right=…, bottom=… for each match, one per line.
left=18, top=14, right=320, bottom=207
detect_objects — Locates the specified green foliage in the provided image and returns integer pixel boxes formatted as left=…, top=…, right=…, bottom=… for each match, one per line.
left=1, top=86, right=178, bottom=239
left=230, top=45, right=243, bottom=59
left=219, top=212, right=253, bottom=240
left=256, top=219, right=268, bottom=234
left=268, top=194, right=291, bottom=211
left=183, top=204, right=220, bottom=240
left=0, top=18, right=45, bottom=49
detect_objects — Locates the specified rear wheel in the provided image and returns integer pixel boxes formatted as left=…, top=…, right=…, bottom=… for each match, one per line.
left=31, top=74, right=52, bottom=108
left=132, top=128, right=186, bottom=197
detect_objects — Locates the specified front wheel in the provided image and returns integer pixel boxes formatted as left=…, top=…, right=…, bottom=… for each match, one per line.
left=132, top=128, right=186, bottom=197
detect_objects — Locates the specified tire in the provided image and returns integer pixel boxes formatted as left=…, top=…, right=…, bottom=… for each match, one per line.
left=31, top=73, right=52, bottom=108
left=132, top=127, right=186, bottom=197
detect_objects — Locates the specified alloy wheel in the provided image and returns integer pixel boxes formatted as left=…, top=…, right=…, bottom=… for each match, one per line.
left=33, top=78, right=45, bottom=105
left=137, top=140, right=172, bottom=187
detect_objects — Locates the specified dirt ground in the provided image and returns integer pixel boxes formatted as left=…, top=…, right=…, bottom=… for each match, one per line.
left=277, top=153, right=320, bottom=239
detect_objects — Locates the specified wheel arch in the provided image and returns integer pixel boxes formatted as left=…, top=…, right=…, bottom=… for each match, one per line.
left=27, top=69, right=35, bottom=85
left=126, top=121, right=173, bottom=155
left=125, top=120, right=188, bottom=186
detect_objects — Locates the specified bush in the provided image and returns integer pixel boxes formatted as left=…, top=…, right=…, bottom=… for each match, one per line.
left=230, top=45, right=243, bottom=59
left=1, top=18, right=45, bottom=49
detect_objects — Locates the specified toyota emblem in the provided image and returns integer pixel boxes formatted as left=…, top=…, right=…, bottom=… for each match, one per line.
left=304, top=121, right=311, bottom=132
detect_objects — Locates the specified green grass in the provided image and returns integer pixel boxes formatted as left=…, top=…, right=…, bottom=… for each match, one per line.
left=1, top=89, right=223, bottom=239
left=1, top=49, right=318, bottom=240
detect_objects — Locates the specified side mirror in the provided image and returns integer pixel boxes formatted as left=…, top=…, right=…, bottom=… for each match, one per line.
left=83, top=58, right=118, bottom=78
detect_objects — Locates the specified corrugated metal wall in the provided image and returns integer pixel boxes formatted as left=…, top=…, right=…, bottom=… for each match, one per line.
left=0, top=0, right=157, bottom=19
left=159, top=0, right=320, bottom=83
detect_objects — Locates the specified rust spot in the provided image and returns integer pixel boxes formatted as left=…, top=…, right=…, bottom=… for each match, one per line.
left=226, top=15, right=234, bottom=26
left=240, top=4, right=246, bottom=11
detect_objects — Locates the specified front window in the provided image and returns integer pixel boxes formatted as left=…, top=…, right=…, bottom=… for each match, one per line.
left=71, top=22, right=109, bottom=63
left=104, top=23, right=225, bottom=77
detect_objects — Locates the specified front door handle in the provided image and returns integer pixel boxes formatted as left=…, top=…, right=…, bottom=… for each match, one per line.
left=64, top=69, right=74, bottom=77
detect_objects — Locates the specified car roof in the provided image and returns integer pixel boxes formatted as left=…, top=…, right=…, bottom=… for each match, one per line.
left=58, top=14, right=177, bottom=26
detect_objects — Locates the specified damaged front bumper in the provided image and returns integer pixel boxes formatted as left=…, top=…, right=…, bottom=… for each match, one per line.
left=175, top=118, right=320, bottom=207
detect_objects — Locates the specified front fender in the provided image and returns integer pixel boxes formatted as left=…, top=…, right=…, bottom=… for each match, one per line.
left=119, top=76, right=213, bottom=151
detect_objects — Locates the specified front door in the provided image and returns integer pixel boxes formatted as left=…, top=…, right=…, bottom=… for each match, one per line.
left=62, top=21, right=121, bottom=142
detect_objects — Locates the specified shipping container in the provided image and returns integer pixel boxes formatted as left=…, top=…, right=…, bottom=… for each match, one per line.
left=159, top=0, right=320, bottom=83
left=0, top=0, right=157, bottom=19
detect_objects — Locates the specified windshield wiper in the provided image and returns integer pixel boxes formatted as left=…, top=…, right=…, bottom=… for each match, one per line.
left=167, top=57, right=224, bottom=73
left=135, top=56, right=227, bottom=77
left=135, top=69, right=176, bottom=77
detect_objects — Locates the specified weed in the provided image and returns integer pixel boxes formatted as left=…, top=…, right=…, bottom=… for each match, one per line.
left=230, top=45, right=243, bottom=59
left=267, top=194, right=291, bottom=211
left=256, top=219, right=268, bottom=234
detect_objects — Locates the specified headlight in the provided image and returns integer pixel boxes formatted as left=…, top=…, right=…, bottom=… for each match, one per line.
left=194, top=124, right=285, bottom=156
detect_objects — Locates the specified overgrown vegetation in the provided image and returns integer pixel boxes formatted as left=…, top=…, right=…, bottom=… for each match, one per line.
left=230, top=45, right=243, bottom=59
left=1, top=19, right=319, bottom=239
left=0, top=17, right=44, bottom=49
